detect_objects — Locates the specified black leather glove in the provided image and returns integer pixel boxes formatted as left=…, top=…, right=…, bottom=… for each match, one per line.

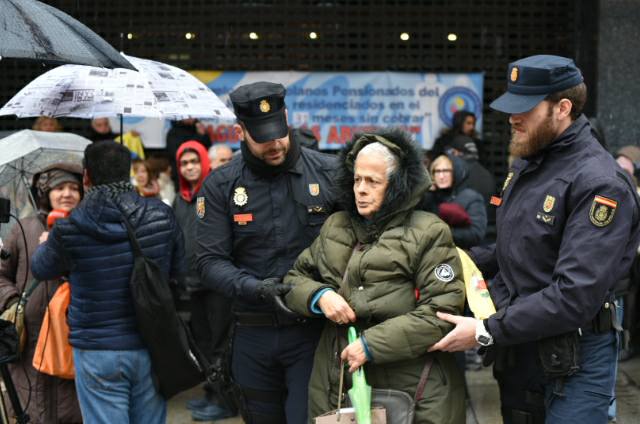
left=256, top=277, right=293, bottom=304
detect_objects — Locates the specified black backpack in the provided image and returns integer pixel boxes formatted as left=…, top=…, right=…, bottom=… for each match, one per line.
left=120, top=213, right=209, bottom=399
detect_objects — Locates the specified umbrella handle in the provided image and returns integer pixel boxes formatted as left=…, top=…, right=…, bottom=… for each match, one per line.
left=348, top=326, right=357, bottom=344
left=347, top=326, right=367, bottom=382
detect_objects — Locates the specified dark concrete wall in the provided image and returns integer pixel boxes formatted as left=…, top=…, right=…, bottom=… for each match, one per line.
left=597, top=0, right=640, bottom=151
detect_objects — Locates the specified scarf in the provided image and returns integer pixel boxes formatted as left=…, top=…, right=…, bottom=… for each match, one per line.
left=86, top=181, right=135, bottom=199
left=240, top=135, right=300, bottom=178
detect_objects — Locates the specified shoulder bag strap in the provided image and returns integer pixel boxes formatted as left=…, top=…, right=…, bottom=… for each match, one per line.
left=337, top=359, right=345, bottom=416
left=20, top=278, right=43, bottom=306
left=337, top=242, right=362, bottom=299
left=331, top=242, right=362, bottom=410
left=414, top=356, right=434, bottom=402
left=119, top=212, right=143, bottom=259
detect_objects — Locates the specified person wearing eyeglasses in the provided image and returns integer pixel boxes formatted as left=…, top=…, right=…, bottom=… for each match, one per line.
left=173, top=141, right=239, bottom=421
left=423, top=154, right=487, bottom=249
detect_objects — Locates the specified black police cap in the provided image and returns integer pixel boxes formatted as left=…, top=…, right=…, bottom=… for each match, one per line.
left=229, top=81, right=288, bottom=143
left=490, top=55, right=584, bottom=114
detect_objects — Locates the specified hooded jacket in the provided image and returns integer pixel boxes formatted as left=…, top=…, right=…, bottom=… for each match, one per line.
left=173, top=141, right=211, bottom=291
left=422, top=154, right=487, bottom=248
left=284, top=129, right=466, bottom=423
left=176, top=141, right=211, bottom=203
left=166, top=120, right=210, bottom=185
left=31, top=189, right=185, bottom=350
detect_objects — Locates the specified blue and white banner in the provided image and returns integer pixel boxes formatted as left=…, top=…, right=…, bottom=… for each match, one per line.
left=118, top=71, right=483, bottom=150
left=203, top=71, right=483, bottom=150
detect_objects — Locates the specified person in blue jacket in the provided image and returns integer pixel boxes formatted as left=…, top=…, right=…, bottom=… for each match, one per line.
left=195, top=81, right=337, bottom=424
left=30, top=141, right=185, bottom=424
left=428, top=55, right=640, bottom=424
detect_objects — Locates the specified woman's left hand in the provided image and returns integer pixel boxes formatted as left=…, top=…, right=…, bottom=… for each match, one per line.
left=341, top=339, right=368, bottom=373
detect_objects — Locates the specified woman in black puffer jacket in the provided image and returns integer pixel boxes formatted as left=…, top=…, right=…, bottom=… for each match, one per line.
left=422, top=153, right=487, bottom=249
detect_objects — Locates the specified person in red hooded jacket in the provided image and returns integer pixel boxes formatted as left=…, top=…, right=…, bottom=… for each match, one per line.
left=173, top=141, right=237, bottom=421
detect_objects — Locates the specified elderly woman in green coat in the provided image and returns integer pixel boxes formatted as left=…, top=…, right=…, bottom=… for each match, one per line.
left=284, top=128, right=466, bottom=424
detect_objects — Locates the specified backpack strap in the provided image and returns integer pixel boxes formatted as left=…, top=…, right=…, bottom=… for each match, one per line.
left=119, top=211, right=143, bottom=258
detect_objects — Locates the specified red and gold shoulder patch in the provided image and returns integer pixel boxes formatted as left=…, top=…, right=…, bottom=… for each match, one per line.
left=196, top=196, right=205, bottom=218
left=589, top=195, right=617, bottom=227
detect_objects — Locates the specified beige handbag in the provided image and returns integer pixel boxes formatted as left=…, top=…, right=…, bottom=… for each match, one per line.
left=315, top=356, right=433, bottom=424
left=315, top=360, right=388, bottom=424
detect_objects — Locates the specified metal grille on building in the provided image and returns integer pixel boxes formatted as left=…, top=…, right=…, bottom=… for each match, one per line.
left=0, top=0, right=585, bottom=182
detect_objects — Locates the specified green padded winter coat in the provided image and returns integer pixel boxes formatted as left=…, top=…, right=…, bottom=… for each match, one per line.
left=284, top=129, right=466, bottom=424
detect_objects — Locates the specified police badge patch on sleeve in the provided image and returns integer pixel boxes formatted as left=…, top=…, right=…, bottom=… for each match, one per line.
left=196, top=196, right=205, bottom=218
left=435, top=264, right=455, bottom=282
left=589, top=195, right=617, bottom=227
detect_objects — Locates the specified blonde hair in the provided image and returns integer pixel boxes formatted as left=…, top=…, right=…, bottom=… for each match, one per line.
left=33, top=116, right=62, bottom=132
left=430, top=155, right=453, bottom=175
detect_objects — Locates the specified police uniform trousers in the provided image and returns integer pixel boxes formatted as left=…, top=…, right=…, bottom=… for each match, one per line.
left=231, top=321, right=323, bottom=424
left=495, top=329, right=617, bottom=424
left=189, top=290, right=236, bottom=411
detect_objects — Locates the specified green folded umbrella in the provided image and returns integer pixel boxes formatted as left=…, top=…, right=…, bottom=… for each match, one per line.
left=347, top=326, right=372, bottom=424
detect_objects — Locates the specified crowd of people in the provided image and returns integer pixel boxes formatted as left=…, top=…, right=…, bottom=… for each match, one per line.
left=0, top=54, right=639, bottom=424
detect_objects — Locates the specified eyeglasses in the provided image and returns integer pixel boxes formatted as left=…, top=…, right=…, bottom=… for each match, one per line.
left=179, top=158, right=200, bottom=167
left=432, top=169, right=453, bottom=175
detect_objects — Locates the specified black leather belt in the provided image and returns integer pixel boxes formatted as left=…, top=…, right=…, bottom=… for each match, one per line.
left=235, top=312, right=278, bottom=327
left=234, top=312, right=308, bottom=327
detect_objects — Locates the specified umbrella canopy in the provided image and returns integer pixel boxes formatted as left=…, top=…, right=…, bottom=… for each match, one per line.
left=0, top=0, right=135, bottom=70
left=123, top=54, right=236, bottom=122
left=0, top=130, right=90, bottom=235
left=0, top=54, right=236, bottom=122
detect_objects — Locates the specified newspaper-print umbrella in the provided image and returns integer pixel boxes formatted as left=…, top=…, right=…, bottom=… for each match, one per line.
left=0, top=130, right=90, bottom=237
left=0, top=0, right=134, bottom=70
left=0, top=54, right=235, bottom=124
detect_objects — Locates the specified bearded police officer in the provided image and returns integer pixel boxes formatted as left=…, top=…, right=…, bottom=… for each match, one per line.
left=196, top=81, right=337, bottom=423
left=429, top=55, right=640, bottom=423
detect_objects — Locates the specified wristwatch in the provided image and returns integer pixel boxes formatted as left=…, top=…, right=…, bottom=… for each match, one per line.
left=475, top=319, right=494, bottom=346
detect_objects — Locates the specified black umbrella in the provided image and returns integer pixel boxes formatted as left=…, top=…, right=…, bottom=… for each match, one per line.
left=0, top=0, right=135, bottom=70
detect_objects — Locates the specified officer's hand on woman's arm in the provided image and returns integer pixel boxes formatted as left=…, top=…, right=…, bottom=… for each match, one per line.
left=318, top=291, right=356, bottom=325
left=257, top=277, right=292, bottom=303
left=428, top=311, right=479, bottom=352
left=341, top=339, right=367, bottom=373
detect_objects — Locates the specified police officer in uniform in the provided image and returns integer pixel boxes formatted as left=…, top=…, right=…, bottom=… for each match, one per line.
left=429, top=55, right=640, bottom=423
left=196, top=81, right=337, bottom=423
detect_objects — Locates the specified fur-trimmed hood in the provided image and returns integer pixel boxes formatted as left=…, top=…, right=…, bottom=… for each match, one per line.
left=335, top=128, right=430, bottom=240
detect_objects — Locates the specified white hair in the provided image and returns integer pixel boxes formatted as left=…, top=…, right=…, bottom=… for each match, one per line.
left=208, top=144, right=232, bottom=160
left=356, top=142, right=399, bottom=178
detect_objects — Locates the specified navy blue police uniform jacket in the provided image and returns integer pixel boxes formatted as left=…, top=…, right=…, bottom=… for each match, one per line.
left=196, top=146, right=337, bottom=312
left=471, top=115, right=640, bottom=346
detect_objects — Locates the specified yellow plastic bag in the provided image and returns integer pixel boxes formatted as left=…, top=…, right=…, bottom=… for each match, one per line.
left=456, top=248, right=496, bottom=319
left=116, top=131, right=146, bottom=159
